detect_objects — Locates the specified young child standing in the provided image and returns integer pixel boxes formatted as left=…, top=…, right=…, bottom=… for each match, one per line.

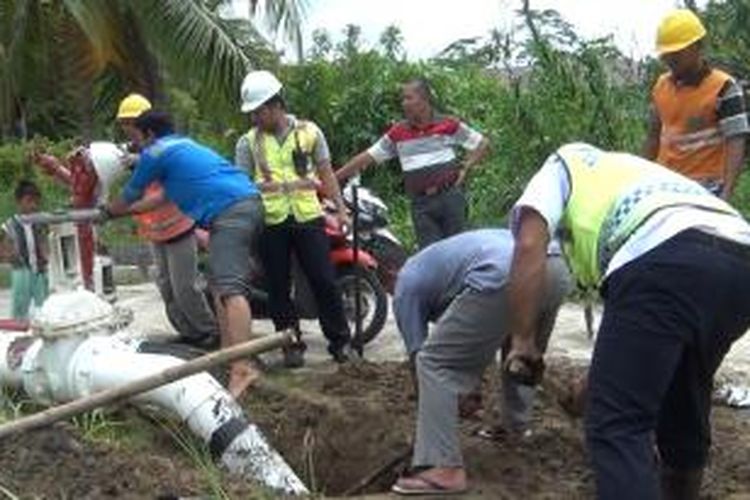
left=1, top=180, right=49, bottom=320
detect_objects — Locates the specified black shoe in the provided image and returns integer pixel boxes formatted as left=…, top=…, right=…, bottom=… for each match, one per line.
left=331, top=343, right=362, bottom=364
left=282, top=341, right=307, bottom=368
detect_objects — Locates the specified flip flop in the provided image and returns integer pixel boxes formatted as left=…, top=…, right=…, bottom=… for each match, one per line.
left=391, top=474, right=467, bottom=496
left=503, top=353, right=545, bottom=386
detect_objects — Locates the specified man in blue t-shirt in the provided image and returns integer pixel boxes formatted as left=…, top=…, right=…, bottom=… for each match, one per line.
left=107, top=111, right=264, bottom=397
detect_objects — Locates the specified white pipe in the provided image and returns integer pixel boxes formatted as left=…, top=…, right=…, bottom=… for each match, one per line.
left=0, top=329, right=308, bottom=495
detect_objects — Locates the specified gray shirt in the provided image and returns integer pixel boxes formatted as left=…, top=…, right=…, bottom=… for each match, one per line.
left=393, top=229, right=516, bottom=354
left=234, top=115, right=331, bottom=180
left=394, top=228, right=563, bottom=355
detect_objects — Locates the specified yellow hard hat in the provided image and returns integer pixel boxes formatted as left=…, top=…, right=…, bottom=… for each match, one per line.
left=656, top=9, right=707, bottom=55
left=117, top=93, right=152, bottom=120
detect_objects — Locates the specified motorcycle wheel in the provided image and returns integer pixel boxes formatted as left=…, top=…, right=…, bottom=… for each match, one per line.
left=362, top=235, right=409, bottom=295
left=337, top=266, right=388, bottom=345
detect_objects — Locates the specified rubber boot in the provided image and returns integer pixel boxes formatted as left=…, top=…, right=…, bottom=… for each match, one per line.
left=660, top=466, right=703, bottom=500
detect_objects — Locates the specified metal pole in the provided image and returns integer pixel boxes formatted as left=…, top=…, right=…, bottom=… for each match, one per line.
left=351, top=184, right=363, bottom=347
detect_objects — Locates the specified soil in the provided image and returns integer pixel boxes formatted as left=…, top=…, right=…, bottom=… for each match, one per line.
left=0, top=410, right=259, bottom=500
left=1, top=360, right=750, bottom=499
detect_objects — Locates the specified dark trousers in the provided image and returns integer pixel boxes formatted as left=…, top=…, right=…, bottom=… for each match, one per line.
left=586, top=230, right=750, bottom=500
left=410, top=186, right=467, bottom=248
left=259, top=216, right=350, bottom=353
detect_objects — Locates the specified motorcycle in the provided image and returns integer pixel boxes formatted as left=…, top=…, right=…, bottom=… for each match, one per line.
left=340, top=183, right=409, bottom=295
left=199, top=204, right=390, bottom=348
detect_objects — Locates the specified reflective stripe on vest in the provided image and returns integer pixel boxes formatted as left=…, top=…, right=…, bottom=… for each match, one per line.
left=653, top=69, right=731, bottom=182
left=133, top=183, right=194, bottom=243
left=558, top=143, right=739, bottom=288
left=247, top=121, right=323, bottom=225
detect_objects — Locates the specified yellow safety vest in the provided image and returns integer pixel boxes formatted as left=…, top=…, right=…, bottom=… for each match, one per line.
left=558, top=143, right=738, bottom=288
left=247, top=120, right=323, bottom=225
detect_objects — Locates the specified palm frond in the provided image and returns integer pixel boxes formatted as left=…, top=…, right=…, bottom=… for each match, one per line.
left=135, top=0, right=252, bottom=109
left=60, top=0, right=122, bottom=71
left=248, top=0, right=307, bottom=59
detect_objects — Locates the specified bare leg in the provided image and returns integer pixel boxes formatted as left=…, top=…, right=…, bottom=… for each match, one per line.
left=217, top=294, right=261, bottom=398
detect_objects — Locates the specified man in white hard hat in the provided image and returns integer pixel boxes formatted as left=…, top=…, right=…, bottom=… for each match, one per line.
left=33, top=141, right=130, bottom=290
left=116, top=94, right=219, bottom=350
left=235, top=70, right=358, bottom=365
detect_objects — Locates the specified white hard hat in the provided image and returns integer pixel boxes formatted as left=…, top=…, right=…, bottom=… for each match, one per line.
left=87, top=142, right=129, bottom=200
left=240, top=70, right=283, bottom=113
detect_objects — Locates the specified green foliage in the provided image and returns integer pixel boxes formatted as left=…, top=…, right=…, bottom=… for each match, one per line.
left=703, top=0, right=750, bottom=78
left=278, top=15, right=651, bottom=245
left=0, top=139, right=75, bottom=220
left=1, top=3, right=749, bottom=249
left=0, top=0, right=303, bottom=140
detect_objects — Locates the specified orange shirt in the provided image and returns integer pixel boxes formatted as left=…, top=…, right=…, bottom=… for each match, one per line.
left=133, top=183, right=194, bottom=243
left=653, top=68, right=731, bottom=183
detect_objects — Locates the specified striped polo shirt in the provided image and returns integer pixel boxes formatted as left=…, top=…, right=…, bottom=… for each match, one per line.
left=367, top=116, right=484, bottom=196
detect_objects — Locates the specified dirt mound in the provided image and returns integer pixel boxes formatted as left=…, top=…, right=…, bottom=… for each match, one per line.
left=1, top=423, right=189, bottom=499
left=0, top=413, right=256, bottom=499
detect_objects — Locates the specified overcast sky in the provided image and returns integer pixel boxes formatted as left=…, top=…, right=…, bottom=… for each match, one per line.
left=231, top=0, right=711, bottom=61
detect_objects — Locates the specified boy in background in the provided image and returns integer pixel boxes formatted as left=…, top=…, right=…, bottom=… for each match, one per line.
left=1, top=180, right=49, bottom=320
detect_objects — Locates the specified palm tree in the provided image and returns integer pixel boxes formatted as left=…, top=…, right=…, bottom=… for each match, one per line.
left=0, top=0, right=306, bottom=139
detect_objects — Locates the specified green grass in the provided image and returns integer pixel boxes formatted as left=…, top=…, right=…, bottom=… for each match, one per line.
left=154, top=416, right=232, bottom=500
left=0, top=388, right=36, bottom=424
left=71, top=409, right=130, bottom=445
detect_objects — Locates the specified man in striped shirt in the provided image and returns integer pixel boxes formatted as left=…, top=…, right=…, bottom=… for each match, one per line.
left=337, top=78, right=490, bottom=248
left=643, top=9, right=749, bottom=200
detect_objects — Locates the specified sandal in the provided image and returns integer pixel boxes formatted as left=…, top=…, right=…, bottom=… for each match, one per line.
left=392, top=474, right=467, bottom=496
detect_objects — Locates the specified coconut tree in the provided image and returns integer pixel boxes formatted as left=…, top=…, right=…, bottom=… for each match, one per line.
left=0, top=0, right=306, bottom=139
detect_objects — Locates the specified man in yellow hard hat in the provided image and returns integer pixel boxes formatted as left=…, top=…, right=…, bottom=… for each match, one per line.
left=116, top=94, right=219, bottom=350
left=642, top=9, right=748, bottom=200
